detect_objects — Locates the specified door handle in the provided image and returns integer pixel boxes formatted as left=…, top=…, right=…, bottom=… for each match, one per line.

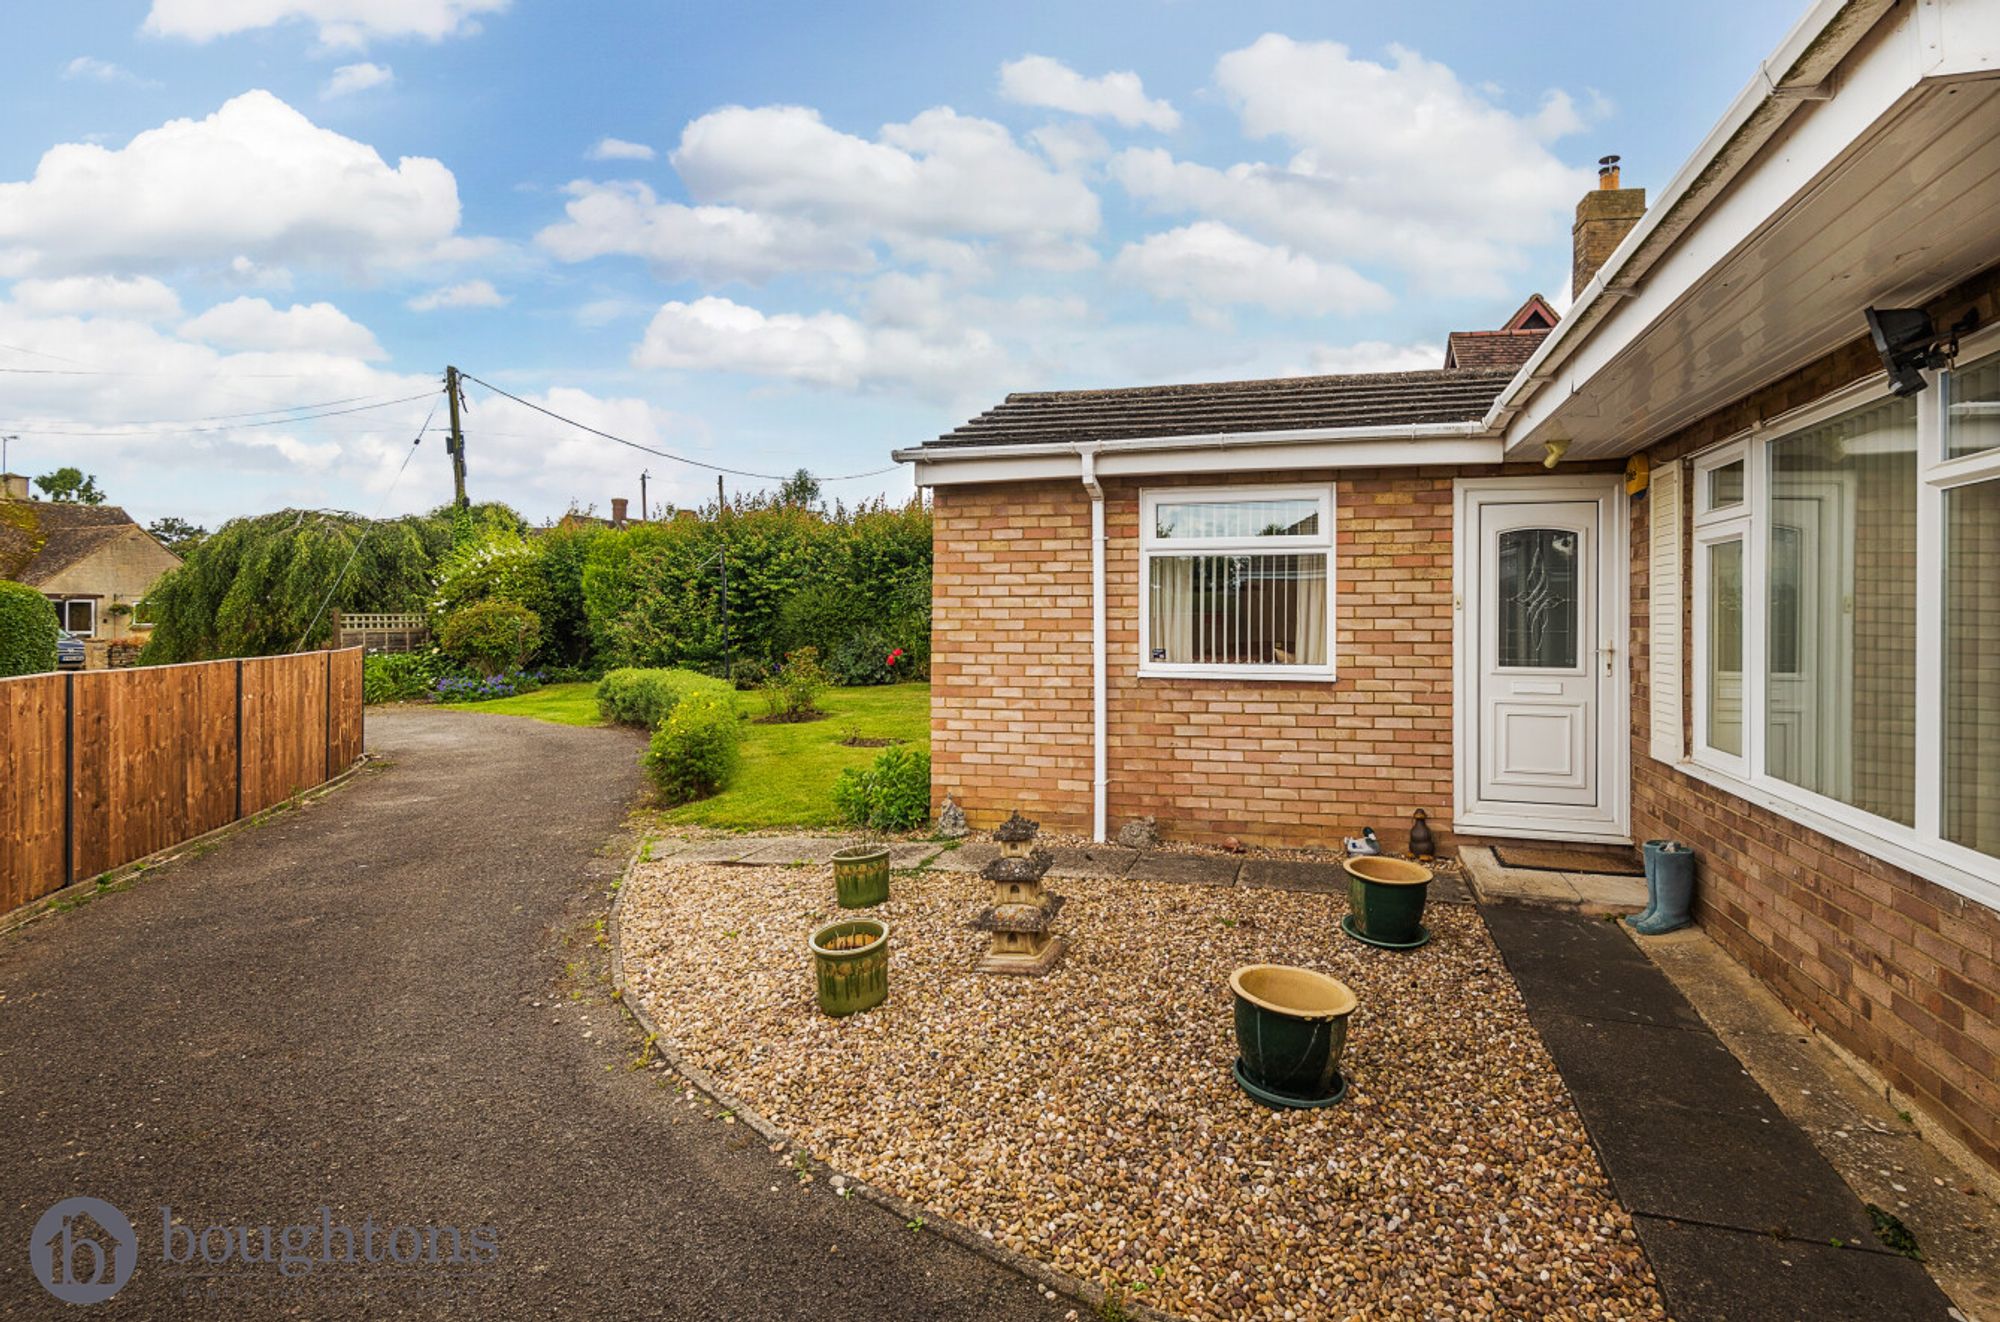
left=1600, top=641, right=1617, bottom=677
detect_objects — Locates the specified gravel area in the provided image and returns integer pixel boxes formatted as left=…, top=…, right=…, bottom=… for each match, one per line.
left=621, top=848, right=1666, bottom=1321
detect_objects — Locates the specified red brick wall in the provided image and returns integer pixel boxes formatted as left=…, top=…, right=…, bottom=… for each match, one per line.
left=1628, top=266, right=2000, bottom=1171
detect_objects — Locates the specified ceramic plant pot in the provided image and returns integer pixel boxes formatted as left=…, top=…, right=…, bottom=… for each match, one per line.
left=809, top=918, right=889, bottom=1017
left=1230, top=964, right=1358, bottom=1107
left=831, top=844, right=891, bottom=909
left=1342, top=855, right=1434, bottom=949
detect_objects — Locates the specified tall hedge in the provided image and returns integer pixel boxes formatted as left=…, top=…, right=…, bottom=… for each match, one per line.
left=140, top=502, right=523, bottom=662
left=0, top=581, right=59, bottom=676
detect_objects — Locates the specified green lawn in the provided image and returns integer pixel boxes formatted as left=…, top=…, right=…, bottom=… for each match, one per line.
left=662, top=683, right=930, bottom=830
left=452, top=681, right=605, bottom=726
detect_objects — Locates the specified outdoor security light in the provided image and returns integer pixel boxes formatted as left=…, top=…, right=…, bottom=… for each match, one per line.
left=1866, top=306, right=1980, bottom=397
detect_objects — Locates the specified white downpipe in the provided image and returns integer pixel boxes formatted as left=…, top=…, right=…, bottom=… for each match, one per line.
left=1079, top=446, right=1107, bottom=843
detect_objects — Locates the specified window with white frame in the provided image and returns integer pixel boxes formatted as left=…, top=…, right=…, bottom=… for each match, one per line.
left=58, top=599, right=96, bottom=636
left=1139, top=485, right=1334, bottom=679
left=1687, top=342, right=2000, bottom=892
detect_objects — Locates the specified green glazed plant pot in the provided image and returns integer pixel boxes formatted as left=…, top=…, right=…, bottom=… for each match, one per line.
left=1230, top=964, right=1358, bottom=1103
left=809, top=919, right=889, bottom=1017
left=1343, top=856, right=1433, bottom=946
left=831, top=845, right=891, bottom=909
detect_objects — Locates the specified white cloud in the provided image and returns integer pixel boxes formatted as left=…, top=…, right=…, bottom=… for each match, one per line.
left=535, top=180, right=870, bottom=283
left=10, top=275, right=183, bottom=320
left=1110, top=36, right=1594, bottom=295
left=633, top=295, right=1002, bottom=396
left=999, top=55, right=1179, bottom=132
left=178, top=296, right=385, bottom=358
left=0, top=91, right=464, bottom=278
left=63, top=57, right=153, bottom=86
left=670, top=104, right=1100, bottom=265
left=586, top=137, right=655, bottom=162
left=142, top=0, right=507, bottom=48
left=459, top=385, right=715, bottom=515
left=322, top=62, right=394, bottom=98
left=406, top=279, right=506, bottom=311
left=1030, top=121, right=1110, bottom=173
left=1305, top=341, right=1443, bottom=375
left=1113, top=222, right=1390, bottom=317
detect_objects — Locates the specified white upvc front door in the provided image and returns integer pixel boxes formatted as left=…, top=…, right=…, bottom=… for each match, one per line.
left=1454, top=476, right=1630, bottom=842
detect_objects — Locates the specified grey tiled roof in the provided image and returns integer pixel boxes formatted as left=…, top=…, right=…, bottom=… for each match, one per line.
left=922, top=368, right=1514, bottom=448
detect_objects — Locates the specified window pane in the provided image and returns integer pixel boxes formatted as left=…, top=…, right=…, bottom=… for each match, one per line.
left=1944, top=479, right=2000, bottom=858
left=1764, top=397, right=1916, bottom=825
left=63, top=601, right=92, bottom=634
left=1148, top=553, right=1327, bottom=666
left=1496, top=528, right=1578, bottom=668
left=1707, top=460, right=1745, bottom=510
left=1945, top=349, right=2000, bottom=460
left=1706, top=540, right=1743, bottom=756
left=1154, top=498, right=1319, bottom=540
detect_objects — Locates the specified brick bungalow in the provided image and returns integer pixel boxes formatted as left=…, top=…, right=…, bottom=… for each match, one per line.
left=895, top=0, right=2000, bottom=1172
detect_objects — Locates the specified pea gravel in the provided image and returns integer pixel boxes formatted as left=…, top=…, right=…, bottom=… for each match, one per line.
left=620, top=850, right=1668, bottom=1322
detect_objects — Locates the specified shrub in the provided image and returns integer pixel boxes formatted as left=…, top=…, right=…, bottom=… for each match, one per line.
left=0, top=581, right=59, bottom=676
left=438, top=600, right=541, bottom=677
left=761, top=647, right=828, bottom=721
left=362, top=651, right=452, bottom=704
left=434, top=669, right=543, bottom=702
left=595, top=666, right=732, bottom=728
left=728, top=657, right=771, bottom=691
left=828, top=629, right=895, bottom=687
left=832, top=746, right=932, bottom=831
left=774, top=582, right=860, bottom=659
left=646, top=690, right=743, bottom=804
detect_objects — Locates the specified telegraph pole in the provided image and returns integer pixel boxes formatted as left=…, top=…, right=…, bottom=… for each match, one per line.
left=640, top=469, right=649, bottom=523
left=444, top=366, right=468, bottom=509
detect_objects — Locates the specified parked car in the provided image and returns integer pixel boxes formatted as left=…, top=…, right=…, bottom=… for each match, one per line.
left=56, top=628, right=86, bottom=671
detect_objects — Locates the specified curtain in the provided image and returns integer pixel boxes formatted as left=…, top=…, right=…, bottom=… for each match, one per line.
left=1294, top=554, right=1327, bottom=665
left=1150, top=557, right=1195, bottom=662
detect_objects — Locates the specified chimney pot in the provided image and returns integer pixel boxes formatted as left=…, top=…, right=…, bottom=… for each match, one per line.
left=611, top=497, right=629, bottom=528
left=1598, top=154, right=1622, bottom=189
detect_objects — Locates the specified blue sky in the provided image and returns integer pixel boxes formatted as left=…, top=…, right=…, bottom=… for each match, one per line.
left=1, top=1, right=1805, bottom=530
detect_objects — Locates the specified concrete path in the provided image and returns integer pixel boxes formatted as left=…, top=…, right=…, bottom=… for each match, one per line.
left=1481, top=904, right=1956, bottom=1321
left=0, top=708, right=1063, bottom=1320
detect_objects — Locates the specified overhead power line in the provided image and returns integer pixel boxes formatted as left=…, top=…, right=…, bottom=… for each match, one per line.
left=0, top=391, right=439, bottom=438
left=459, top=372, right=900, bottom=484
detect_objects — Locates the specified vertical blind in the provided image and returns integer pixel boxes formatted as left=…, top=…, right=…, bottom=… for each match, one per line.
left=1149, top=553, right=1327, bottom=666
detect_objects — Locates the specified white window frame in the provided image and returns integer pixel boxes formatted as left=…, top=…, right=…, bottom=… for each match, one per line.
left=1680, top=328, right=2000, bottom=912
left=1137, top=483, right=1337, bottom=681
left=56, top=597, right=97, bottom=637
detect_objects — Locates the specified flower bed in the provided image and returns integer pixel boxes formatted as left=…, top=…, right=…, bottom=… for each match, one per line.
left=621, top=854, right=1665, bottom=1321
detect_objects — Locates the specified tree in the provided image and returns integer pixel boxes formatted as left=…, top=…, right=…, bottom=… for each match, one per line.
left=147, top=517, right=208, bottom=556
left=777, top=469, right=822, bottom=509
left=34, top=467, right=105, bottom=504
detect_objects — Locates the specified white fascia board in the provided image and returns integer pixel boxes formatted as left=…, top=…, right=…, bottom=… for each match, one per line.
left=1486, top=0, right=1902, bottom=454
left=896, top=424, right=1498, bottom=487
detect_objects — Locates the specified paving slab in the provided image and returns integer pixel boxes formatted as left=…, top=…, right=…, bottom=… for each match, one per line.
left=1478, top=905, right=1707, bottom=1030
left=670, top=837, right=762, bottom=863
left=731, top=835, right=851, bottom=866
left=888, top=842, right=944, bottom=869
left=1239, top=858, right=1345, bottom=892
left=1568, top=871, right=1649, bottom=912
left=1042, top=845, right=1137, bottom=878
left=1528, top=1012, right=1781, bottom=1120
left=928, top=842, right=999, bottom=873
left=1130, top=853, right=1241, bottom=887
left=1630, top=1213, right=1953, bottom=1322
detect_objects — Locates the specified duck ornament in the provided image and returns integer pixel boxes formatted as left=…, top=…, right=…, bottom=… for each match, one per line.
left=1342, top=826, right=1382, bottom=857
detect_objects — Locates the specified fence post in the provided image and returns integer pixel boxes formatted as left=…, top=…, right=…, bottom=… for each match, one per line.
left=234, top=659, right=245, bottom=821
left=63, top=672, right=75, bottom=887
left=324, top=649, right=333, bottom=782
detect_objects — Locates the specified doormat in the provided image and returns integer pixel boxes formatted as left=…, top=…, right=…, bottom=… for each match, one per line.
left=1490, top=843, right=1645, bottom=876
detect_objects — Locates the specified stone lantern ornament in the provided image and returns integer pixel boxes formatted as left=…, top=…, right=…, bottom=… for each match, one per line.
left=971, top=812, right=1066, bottom=975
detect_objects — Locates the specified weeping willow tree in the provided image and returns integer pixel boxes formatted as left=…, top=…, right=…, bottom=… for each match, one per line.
left=139, top=502, right=522, bottom=662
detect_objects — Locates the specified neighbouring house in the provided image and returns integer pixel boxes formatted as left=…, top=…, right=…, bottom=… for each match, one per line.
left=0, top=473, right=181, bottom=650
left=556, top=496, right=646, bottom=531
left=896, top=1, right=2000, bottom=1173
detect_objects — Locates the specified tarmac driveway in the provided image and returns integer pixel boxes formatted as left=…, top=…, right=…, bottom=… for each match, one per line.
left=0, top=707, right=1061, bottom=1319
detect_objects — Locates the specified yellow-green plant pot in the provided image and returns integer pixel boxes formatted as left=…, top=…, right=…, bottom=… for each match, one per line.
left=832, top=845, right=891, bottom=909
left=810, top=918, right=889, bottom=1017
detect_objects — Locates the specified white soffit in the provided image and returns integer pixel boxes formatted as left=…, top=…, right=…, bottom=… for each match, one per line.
left=1504, top=0, right=2000, bottom=461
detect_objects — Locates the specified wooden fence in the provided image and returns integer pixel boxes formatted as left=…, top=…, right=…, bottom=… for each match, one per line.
left=332, top=611, right=429, bottom=654
left=0, top=647, right=364, bottom=915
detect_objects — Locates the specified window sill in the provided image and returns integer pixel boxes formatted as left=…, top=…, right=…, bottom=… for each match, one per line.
left=1137, top=665, right=1338, bottom=684
left=1671, top=755, right=2000, bottom=915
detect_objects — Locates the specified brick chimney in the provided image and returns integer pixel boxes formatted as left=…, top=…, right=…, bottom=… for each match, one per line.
left=1573, top=155, right=1646, bottom=294
left=0, top=473, right=28, bottom=501
left=610, top=497, right=629, bottom=529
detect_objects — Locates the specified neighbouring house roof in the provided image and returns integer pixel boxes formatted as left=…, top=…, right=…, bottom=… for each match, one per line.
left=0, top=503, right=167, bottom=586
left=921, top=367, right=1517, bottom=449
left=1442, top=330, right=1553, bottom=372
